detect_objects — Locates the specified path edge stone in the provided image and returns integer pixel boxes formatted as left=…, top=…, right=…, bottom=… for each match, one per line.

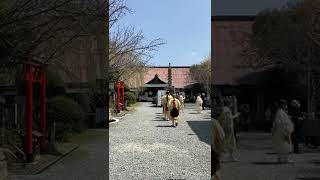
left=34, top=145, right=79, bottom=175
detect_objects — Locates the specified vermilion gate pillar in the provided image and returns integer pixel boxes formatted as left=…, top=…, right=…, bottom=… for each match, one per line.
left=121, top=82, right=125, bottom=110
left=24, top=64, right=33, bottom=160
left=116, top=81, right=120, bottom=113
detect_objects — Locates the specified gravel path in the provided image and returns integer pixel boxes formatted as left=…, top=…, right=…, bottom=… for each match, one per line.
left=220, top=132, right=320, bottom=180
left=9, top=129, right=108, bottom=180
left=109, top=102, right=211, bottom=180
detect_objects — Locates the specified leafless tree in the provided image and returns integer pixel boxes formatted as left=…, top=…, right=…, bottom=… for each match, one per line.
left=0, top=0, right=108, bottom=64
left=0, top=0, right=164, bottom=86
left=189, top=54, right=211, bottom=94
left=108, top=0, right=165, bottom=83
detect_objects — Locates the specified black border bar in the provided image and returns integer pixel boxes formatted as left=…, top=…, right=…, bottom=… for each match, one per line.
left=211, top=16, right=255, bottom=21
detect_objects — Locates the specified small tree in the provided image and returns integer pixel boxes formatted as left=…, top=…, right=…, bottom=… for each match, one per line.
left=241, top=0, right=320, bottom=115
left=189, top=54, right=211, bottom=95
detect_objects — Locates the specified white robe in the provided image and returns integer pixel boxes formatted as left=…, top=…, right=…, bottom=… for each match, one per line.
left=168, top=98, right=182, bottom=122
left=161, top=95, right=173, bottom=117
left=195, top=96, right=203, bottom=112
left=218, top=106, right=236, bottom=151
left=271, top=109, right=294, bottom=154
left=211, top=119, right=226, bottom=154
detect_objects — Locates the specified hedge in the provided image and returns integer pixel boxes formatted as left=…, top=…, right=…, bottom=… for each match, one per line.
left=124, top=92, right=137, bottom=106
left=46, top=71, right=66, bottom=97
left=48, top=96, right=86, bottom=142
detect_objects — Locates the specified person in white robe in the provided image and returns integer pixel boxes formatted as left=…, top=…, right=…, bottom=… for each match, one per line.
left=218, top=100, right=240, bottom=162
left=178, top=93, right=185, bottom=113
left=161, top=91, right=173, bottom=121
left=195, top=94, right=203, bottom=113
left=271, top=99, right=294, bottom=163
left=168, top=94, right=182, bottom=127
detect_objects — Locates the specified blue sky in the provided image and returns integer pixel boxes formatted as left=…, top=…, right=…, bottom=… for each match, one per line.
left=111, top=0, right=210, bottom=66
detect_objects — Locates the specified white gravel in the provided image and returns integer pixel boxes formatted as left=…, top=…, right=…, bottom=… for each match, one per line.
left=109, top=102, right=211, bottom=180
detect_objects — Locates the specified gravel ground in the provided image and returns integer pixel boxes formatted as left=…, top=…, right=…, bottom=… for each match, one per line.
left=8, top=129, right=108, bottom=180
left=109, top=102, right=211, bottom=180
left=220, top=132, right=320, bottom=180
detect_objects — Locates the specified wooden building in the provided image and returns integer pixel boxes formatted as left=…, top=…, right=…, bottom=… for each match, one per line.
left=211, top=0, right=290, bottom=127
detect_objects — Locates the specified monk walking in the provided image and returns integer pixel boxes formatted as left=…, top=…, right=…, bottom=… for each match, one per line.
left=195, top=93, right=203, bottom=114
left=168, top=94, right=182, bottom=127
left=218, top=99, right=240, bottom=162
left=161, top=91, right=173, bottom=121
left=271, top=99, right=294, bottom=163
left=178, top=92, right=185, bottom=113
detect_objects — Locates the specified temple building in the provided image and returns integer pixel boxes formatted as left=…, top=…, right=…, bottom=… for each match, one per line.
left=211, top=0, right=290, bottom=127
left=143, top=66, right=194, bottom=90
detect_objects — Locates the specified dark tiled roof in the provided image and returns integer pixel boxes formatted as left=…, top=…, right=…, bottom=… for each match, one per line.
left=146, top=74, right=167, bottom=84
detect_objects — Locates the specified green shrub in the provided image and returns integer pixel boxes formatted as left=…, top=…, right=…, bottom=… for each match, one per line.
left=124, top=84, right=131, bottom=92
left=0, top=128, right=22, bottom=148
left=68, top=93, right=91, bottom=113
left=68, top=93, right=91, bottom=127
left=48, top=96, right=86, bottom=142
left=46, top=71, right=66, bottom=97
left=124, top=92, right=137, bottom=106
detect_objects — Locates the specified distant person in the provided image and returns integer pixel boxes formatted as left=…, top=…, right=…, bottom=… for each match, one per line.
left=289, top=100, right=304, bottom=153
left=271, top=99, right=294, bottom=163
left=190, top=95, right=195, bottom=103
left=218, top=100, right=240, bottom=162
left=231, top=96, right=239, bottom=142
left=201, top=93, right=206, bottom=110
left=195, top=94, right=203, bottom=113
left=168, top=94, right=182, bottom=127
left=161, top=91, right=173, bottom=121
left=240, top=104, right=250, bottom=131
left=178, top=93, right=185, bottom=113
left=205, top=96, right=211, bottom=107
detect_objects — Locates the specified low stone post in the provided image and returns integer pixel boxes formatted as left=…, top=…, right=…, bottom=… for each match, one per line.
left=109, top=108, right=113, bottom=121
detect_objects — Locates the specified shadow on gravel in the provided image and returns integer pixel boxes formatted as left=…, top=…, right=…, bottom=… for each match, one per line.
left=309, top=160, right=320, bottom=164
left=188, top=133, right=196, bottom=135
left=187, top=121, right=210, bottom=144
left=251, top=161, right=281, bottom=165
left=156, top=125, right=174, bottom=127
left=265, top=152, right=276, bottom=155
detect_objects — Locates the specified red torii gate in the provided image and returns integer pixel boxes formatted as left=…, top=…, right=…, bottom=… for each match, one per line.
left=115, top=81, right=125, bottom=112
left=23, top=60, right=48, bottom=161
